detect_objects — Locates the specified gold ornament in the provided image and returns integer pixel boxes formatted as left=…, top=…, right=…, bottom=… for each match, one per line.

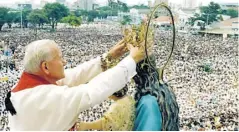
left=101, top=22, right=154, bottom=71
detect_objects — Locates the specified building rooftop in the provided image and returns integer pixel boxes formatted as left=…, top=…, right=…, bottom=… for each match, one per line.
left=219, top=3, right=239, bottom=6
left=200, top=28, right=239, bottom=34
left=218, top=17, right=239, bottom=27
left=178, top=8, right=196, bottom=15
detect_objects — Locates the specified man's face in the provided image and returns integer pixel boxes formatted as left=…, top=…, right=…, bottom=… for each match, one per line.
left=47, top=46, right=66, bottom=81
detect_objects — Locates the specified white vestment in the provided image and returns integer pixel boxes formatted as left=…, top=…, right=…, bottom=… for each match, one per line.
left=8, top=56, right=136, bottom=131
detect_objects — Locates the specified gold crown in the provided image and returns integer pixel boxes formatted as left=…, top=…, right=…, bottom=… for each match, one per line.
left=102, top=22, right=154, bottom=71
left=123, top=22, right=154, bottom=49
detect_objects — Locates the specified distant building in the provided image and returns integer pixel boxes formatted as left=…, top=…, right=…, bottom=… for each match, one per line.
left=221, top=15, right=231, bottom=21
left=153, top=16, right=172, bottom=26
left=40, top=0, right=48, bottom=8
left=93, top=4, right=99, bottom=10
left=183, top=0, right=197, bottom=9
left=76, top=0, right=94, bottom=11
left=154, top=0, right=169, bottom=6
left=200, top=17, right=239, bottom=39
left=220, top=3, right=239, bottom=10
left=56, top=0, right=66, bottom=5
left=169, top=3, right=183, bottom=10
left=210, top=17, right=239, bottom=31
left=18, top=4, right=32, bottom=10
left=136, top=8, right=151, bottom=14
left=177, top=8, right=196, bottom=30
left=118, top=9, right=145, bottom=25
left=71, top=0, right=80, bottom=9
left=148, top=0, right=153, bottom=8
left=65, top=1, right=72, bottom=9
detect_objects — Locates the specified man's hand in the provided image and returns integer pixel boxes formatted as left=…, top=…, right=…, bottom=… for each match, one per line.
left=127, top=44, right=145, bottom=63
left=127, top=40, right=153, bottom=63
left=108, top=40, right=127, bottom=59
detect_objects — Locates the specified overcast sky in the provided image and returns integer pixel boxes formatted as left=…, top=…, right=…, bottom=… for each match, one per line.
left=0, top=0, right=238, bottom=6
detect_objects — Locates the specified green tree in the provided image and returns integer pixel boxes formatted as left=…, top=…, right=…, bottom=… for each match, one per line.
left=200, top=2, right=221, bottom=24
left=87, top=15, right=94, bottom=22
left=71, top=1, right=129, bottom=22
left=116, top=0, right=129, bottom=12
left=87, top=10, right=99, bottom=22
left=225, top=9, right=238, bottom=18
left=189, top=13, right=200, bottom=26
left=22, top=9, right=31, bottom=28
left=27, top=9, right=48, bottom=28
left=98, top=10, right=109, bottom=18
left=121, top=3, right=129, bottom=12
left=10, top=11, right=21, bottom=25
left=6, top=12, right=18, bottom=28
left=61, top=15, right=82, bottom=27
left=43, top=2, right=69, bottom=29
left=0, top=7, right=9, bottom=31
left=13, top=9, right=32, bottom=28
left=108, top=0, right=129, bottom=14
left=96, top=6, right=111, bottom=18
left=121, top=15, right=132, bottom=25
left=219, top=9, right=227, bottom=14
left=108, top=0, right=117, bottom=9
left=72, top=9, right=81, bottom=17
left=97, top=6, right=111, bottom=11
left=130, top=4, right=150, bottom=9
left=80, top=10, right=89, bottom=16
left=190, top=2, right=221, bottom=26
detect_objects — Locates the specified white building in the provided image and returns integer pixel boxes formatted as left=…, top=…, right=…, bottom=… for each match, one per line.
left=148, top=0, right=153, bottom=7
left=220, top=3, right=239, bottom=10
left=210, top=17, right=239, bottom=31
left=221, top=15, right=231, bottom=21
left=154, top=0, right=169, bottom=6
left=40, top=0, right=48, bottom=8
left=183, top=0, right=197, bottom=9
left=56, top=0, right=66, bottom=5
left=200, top=17, right=239, bottom=39
left=77, top=0, right=94, bottom=11
left=177, top=8, right=196, bottom=30
left=118, top=8, right=143, bottom=25
left=65, top=1, right=73, bottom=9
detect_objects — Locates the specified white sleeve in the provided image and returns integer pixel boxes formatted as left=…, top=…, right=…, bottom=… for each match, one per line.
left=74, top=55, right=137, bottom=110
left=10, top=56, right=137, bottom=131
left=57, top=56, right=103, bottom=87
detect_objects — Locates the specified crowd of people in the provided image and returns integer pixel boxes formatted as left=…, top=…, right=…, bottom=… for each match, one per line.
left=0, top=23, right=238, bottom=131
left=156, top=31, right=238, bottom=131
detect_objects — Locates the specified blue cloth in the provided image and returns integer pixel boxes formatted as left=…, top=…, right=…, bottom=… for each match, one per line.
left=4, top=49, right=12, bottom=56
left=133, top=94, right=162, bottom=131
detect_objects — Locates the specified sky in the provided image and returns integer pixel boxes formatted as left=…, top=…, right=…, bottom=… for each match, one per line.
left=0, top=0, right=238, bottom=6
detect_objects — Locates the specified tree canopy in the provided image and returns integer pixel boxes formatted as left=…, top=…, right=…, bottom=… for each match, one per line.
left=130, top=4, right=150, bottom=9
left=5, top=12, right=19, bottom=28
left=222, top=9, right=238, bottom=18
left=43, top=2, right=69, bottom=29
left=189, top=2, right=221, bottom=26
left=0, top=0, right=135, bottom=31
left=61, top=15, right=82, bottom=27
left=0, top=7, right=9, bottom=31
left=27, top=9, right=48, bottom=28
left=121, top=15, right=132, bottom=25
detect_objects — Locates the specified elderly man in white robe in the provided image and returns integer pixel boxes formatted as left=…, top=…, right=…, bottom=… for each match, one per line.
left=5, top=39, right=146, bottom=131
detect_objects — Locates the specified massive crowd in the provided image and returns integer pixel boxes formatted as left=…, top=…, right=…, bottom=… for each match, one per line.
left=0, top=24, right=238, bottom=131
